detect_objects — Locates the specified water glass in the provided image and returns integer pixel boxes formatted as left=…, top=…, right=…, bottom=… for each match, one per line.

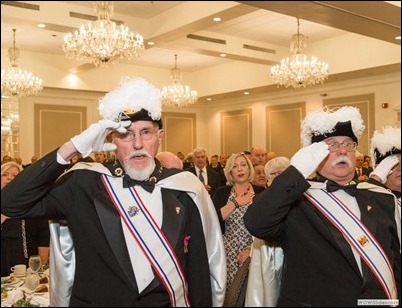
left=29, top=255, right=42, bottom=273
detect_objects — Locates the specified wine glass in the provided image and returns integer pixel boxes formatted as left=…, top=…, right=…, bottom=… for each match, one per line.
left=26, top=255, right=41, bottom=291
left=28, top=255, right=42, bottom=273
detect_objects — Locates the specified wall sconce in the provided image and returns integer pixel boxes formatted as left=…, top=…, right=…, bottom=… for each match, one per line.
left=381, top=102, right=388, bottom=109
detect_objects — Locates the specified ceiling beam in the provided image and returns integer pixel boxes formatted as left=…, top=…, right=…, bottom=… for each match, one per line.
left=237, top=1, right=401, bottom=45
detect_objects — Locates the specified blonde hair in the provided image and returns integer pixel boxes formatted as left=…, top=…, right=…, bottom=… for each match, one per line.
left=1, top=161, right=22, bottom=176
left=224, top=153, right=254, bottom=185
left=264, top=156, right=290, bottom=176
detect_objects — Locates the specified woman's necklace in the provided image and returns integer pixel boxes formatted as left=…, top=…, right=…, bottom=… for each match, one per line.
left=234, top=184, right=251, bottom=197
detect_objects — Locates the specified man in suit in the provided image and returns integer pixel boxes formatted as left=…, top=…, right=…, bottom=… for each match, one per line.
left=244, top=106, right=401, bottom=306
left=186, top=147, right=222, bottom=197
left=1, top=77, right=226, bottom=307
left=354, top=151, right=370, bottom=181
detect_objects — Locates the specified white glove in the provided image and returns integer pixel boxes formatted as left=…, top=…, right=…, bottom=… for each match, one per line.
left=370, top=155, right=399, bottom=183
left=71, top=119, right=130, bottom=157
left=291, top=142, right=329, bottom=178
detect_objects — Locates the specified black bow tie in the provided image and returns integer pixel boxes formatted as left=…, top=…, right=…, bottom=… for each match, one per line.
left=326, top=180, right=357, bottom=196
left=123, top=174, right=155, bottom=193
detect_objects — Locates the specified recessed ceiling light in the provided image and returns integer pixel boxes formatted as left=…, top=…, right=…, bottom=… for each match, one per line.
left=213, top=17, right=221, bottom=22
left=395, top=36, right=401, bottom=40
left=244, top=92, right=249, bottom=95
left=220, top=53, right=226, bottom=57
left=147, top=41, right=155, bottom=46
left=37, top=23, right=46, bottom=28
left=207, top=98, right=212, bottom=101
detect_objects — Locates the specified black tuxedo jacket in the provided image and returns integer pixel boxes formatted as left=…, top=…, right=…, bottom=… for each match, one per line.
left=244, top=166, right=401, bottom=307
left=2, top=150, right=213, bottom=306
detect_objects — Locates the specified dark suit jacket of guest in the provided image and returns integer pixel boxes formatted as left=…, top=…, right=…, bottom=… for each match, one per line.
left=2, top=150, right=213, bottom=307
left=212, top=184, right=265, bottom=234
left=353, top=167, right=371, bottom=181
left=186, top=166, right=222, bottom=197
left=244, top=166, right=401, bottom=307
left=210, top=164, right=227, bottom=187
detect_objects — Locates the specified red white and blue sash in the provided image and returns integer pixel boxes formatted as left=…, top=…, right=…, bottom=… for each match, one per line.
left=304, top=188, right=397, bottom=300
left=101, top=175, right=190, bottom=307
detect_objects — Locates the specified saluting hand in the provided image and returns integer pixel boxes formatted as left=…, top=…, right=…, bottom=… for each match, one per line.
left=71, top=119, right=131, bottom=157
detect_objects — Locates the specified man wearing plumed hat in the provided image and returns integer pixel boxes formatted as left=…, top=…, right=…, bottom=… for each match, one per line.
left=368, top=126, right=401, bottom=217
left=244, top=106, right=401, bottom=306
left=1, top=77, right=226, bottom=307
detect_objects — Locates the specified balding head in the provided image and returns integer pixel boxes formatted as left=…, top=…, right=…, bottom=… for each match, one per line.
left=156, top=152, right=183, bottom=169
left=250, top=146, right=266, bottom=165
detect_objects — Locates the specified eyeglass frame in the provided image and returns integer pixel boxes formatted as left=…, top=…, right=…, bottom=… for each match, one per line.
left=269, top=171, right=283, bottom=177
left=114, top=128, right=161, bottom=142
left=325, top=140, right=357, bottom=152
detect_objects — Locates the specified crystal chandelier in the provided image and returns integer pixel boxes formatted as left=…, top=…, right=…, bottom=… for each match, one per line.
left=63, top=1, right=145, bottom=67
left=1, top=29, right=43, bottom=98
left=270, top=18, right=329, bottom=89
left=161, top=55, right=198, bottom=107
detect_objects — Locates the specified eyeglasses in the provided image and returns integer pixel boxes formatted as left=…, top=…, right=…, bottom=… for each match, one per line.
left=115, top=129, right=159, bottom=142
left=326, top=141, right=357, bottom=152
left=269, top=171, right=283, bottom=177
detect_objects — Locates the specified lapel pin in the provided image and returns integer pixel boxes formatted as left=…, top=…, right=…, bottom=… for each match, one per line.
left=367, top=205, right=372, bottom=212
left=127, top=205, right=140, bottom=217
left=176, top=207, right=181, bottom=214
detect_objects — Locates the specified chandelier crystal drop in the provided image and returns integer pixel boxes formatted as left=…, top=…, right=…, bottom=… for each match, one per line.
left=63, top=1, right=145, bottom=67
left=270, top=18, right=329, bottom=89
left=161, top=54, right=198, bottom=108
left=1, top=29, right=43, bottom=98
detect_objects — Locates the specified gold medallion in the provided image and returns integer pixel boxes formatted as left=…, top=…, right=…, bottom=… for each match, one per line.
left=114, top=167, right=123, bottom=177
left=358, top=235, right=369, bottom=247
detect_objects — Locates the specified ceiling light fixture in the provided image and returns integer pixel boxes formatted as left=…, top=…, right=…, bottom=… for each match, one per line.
left=270, top=18, right=329, bottom=89
left=63, top=1, right=144, bottom=67
left=1, top=29, right=43, bottom=98
left=161, top=54, right=198, bottom=108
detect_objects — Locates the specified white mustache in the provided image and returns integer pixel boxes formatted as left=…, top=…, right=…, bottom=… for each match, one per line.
left=331, top=156, right=352, bottom=168
left=127, top=150, right=152, bottom=160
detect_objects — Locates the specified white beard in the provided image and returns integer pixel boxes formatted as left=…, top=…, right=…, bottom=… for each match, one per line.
left=122, top=149, right=156, bottom=181
left=124, top=160, right=155, bottom=181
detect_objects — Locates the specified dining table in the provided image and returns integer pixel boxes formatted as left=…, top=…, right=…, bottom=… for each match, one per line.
left=1, top=270, right=50, bottom=307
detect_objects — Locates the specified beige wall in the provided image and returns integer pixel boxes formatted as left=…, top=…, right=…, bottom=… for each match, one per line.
left=266, top=103, right=306, bottom=158
left=220, top=109, right=252, bottom=155
left=162, top=112, right=196, bottom=156
left=10, top=71, right=401, bottom=163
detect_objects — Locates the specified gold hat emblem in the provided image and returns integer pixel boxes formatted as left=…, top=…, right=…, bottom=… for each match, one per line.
left=123, top=108, right=141, bottom=116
